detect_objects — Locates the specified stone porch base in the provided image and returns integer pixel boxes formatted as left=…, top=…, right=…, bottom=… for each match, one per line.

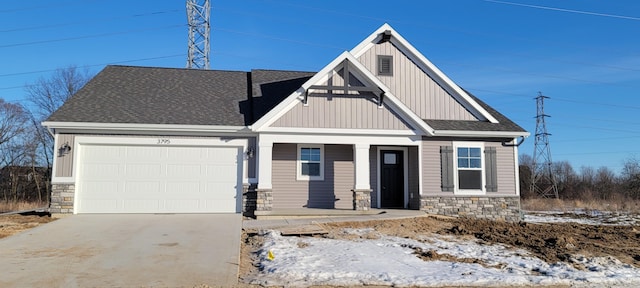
left=420, top=196, right=522, bottom=222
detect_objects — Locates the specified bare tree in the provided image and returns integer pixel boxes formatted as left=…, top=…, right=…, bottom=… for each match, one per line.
left=0, top=99, right=28, bottom=148
left=621, top=156, right=640, bottom=199
left=25, top=65, right=92, bottom=120
left=0, top=100, right=30, bottom=203
left=24, top=65, right=92, bottom=168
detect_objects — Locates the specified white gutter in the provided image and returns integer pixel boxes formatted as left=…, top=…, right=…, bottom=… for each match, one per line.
left=42, top=121, right=252, bottom=134
left=433, top=130, right=530, bottom=138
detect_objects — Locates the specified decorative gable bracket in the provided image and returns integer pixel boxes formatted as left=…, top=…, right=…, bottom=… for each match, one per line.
left=304, top=59, right=385, bottom=107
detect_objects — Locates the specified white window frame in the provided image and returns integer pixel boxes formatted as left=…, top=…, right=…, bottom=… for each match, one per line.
left=296, top=144, right=324, bottom=181
left=453, top=142, right=485, bottom=195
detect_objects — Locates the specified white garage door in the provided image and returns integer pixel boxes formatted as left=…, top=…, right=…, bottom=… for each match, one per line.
left=76, top=144, right=242, bottom=213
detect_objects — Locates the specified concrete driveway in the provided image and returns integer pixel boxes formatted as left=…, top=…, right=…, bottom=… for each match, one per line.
left=0, top=214, right=242, bottom=287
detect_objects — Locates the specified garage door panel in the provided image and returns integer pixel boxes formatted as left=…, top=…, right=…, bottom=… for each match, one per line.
left=81, top=163, right=121, bottom=179
left=166, top=164, right=202, bottom=178
left=81, top=199, right=120, bottom=212
left=84, top=146, right=124, bottom=162
left=124, top=181, right=161, bottom=194
left=122, top=199, right=161, bottom=211
left=205, top=164, right=239, bottom=179
left=77, top=144, right=241, bottom=213
left=166, top=182, right=200, bottom=196
left=126, top=146, right=163, bottom=161
left=168, top=147, right=204, bottom=160
left=206, top=147, right=239, bottom=161
left=81, top=181, right=119, bottom=198
left=125, top=164, right=163, bottom=179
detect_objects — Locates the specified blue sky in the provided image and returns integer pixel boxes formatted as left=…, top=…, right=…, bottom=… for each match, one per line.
left=1, top=0, right=639, bottom=174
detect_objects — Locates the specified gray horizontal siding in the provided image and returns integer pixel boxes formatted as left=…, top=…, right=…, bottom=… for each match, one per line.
left=271, top=143, right=354, bottom=209
left=486, top=142, right=516, bottom=195
left=358, top=41, right=477, bottom=121
left=422, top=139, right=451, bottom=195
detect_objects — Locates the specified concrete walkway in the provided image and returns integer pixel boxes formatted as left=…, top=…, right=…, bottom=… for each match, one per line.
left=0, top=214, right=241, bottom=288
left=243, top=209, right=427, bottom=230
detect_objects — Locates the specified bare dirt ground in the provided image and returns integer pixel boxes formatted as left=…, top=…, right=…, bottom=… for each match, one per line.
left=2, top=213, right=638, bottom=287
left=0, top=214, right=56, bottom=239
left=240, top=215, right=640, bottom=286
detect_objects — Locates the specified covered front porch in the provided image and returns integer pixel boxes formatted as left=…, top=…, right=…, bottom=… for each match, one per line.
left=251, top=134, right=422, bottom=214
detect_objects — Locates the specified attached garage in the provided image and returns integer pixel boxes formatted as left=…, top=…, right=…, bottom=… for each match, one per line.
left=73, top=137, right=247, bottom=214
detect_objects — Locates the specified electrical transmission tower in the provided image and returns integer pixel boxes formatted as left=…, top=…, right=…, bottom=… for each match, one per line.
left=186, top=0, right=210, bottom=69
left=531, top=92, right=559, bottom=198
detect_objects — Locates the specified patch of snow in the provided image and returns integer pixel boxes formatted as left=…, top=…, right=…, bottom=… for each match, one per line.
left=247, top=230, right=640, bottom=287
left=525, top=210, right=640, bottom=226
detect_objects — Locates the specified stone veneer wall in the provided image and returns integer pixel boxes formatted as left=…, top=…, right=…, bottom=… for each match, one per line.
left=420, top=196, right=522, bottom=222
left=352, top=189, right=372, bottom=211
left=255, top=189, right=273, bottom=212
left=50, top=183, right=75, bottom=214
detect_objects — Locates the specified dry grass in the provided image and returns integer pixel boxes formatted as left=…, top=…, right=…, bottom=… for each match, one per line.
left=522, top=198, right=640, bottom=213
left=0, top=201, right=48, bottom=214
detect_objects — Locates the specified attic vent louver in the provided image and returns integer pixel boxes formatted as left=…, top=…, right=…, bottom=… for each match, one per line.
left=378, top=55, right=393, bottom=76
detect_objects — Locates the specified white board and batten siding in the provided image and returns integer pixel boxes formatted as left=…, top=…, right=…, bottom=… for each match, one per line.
left=358, top=41, right=477, bottom=121
left=73, top=136, right=247, bottom=214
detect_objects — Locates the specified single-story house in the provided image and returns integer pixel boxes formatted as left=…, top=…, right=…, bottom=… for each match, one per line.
left=44, top=24, right=529, bottom=221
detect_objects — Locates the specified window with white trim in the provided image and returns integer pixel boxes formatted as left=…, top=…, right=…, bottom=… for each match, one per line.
left=454, top=142, right=485, bottom=194
left=297, top=144, right=324, bottom=181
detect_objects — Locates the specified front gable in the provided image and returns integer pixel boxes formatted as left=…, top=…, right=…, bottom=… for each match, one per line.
left=252, top=24, right=528, bottom=138
left=253, top=52, right=434, bottom=135
left=351, top=24, right=499, bottom=124
left=357, top=40, right=477, bottom=121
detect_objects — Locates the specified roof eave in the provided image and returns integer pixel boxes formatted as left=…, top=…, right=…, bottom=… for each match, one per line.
left=432, top=130, right=530, bottom=138
left=42, top=121, right=253, bottom=135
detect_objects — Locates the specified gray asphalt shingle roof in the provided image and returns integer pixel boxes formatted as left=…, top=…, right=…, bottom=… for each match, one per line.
left=424, top=93, right=526, bottom=133
left=47, top=65, right=525, bottom=133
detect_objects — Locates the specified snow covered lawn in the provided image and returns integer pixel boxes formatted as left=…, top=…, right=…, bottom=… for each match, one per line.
left=244, top=212, right=640, bottom=287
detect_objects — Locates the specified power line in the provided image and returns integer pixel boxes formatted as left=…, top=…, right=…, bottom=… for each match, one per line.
left=0, top=9, right=181, bottom=33
left=0, top=0, right=98, bottom=13
left=0, top=24, right=185, bottom=49
left=0, top=53, right=186, bottom=90
left=485, top=0, right=640, bottom=21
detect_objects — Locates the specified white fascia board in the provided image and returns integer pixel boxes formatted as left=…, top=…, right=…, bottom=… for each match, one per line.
left=259, top=126, right=418, bottom=136
left=433, top=130, right=530, bottom=138
left=42, top=121, right=253, bottom=135
left=350, top=23, right=499, bottom=124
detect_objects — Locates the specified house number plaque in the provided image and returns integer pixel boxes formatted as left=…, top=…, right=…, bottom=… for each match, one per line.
left=157, top=138, right=171, bottom=145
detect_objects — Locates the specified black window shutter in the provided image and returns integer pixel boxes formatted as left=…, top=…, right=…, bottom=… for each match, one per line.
left=485, top=147, right=498, bottom=192
left=440, top=146, right=454, bottom=192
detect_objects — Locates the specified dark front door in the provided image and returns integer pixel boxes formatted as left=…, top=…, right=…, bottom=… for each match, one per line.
left=380, top=150, right=404, bottom=208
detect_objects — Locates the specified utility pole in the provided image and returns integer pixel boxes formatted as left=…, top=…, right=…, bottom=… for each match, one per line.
left=186, top=0, right=210, bottom=69
left=531, top=92, right=559, bottom=198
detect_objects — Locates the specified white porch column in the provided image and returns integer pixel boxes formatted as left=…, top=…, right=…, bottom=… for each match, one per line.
left=353, top=143, right=371, bottom=190
left=257, top=141, right=273, bottom=190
